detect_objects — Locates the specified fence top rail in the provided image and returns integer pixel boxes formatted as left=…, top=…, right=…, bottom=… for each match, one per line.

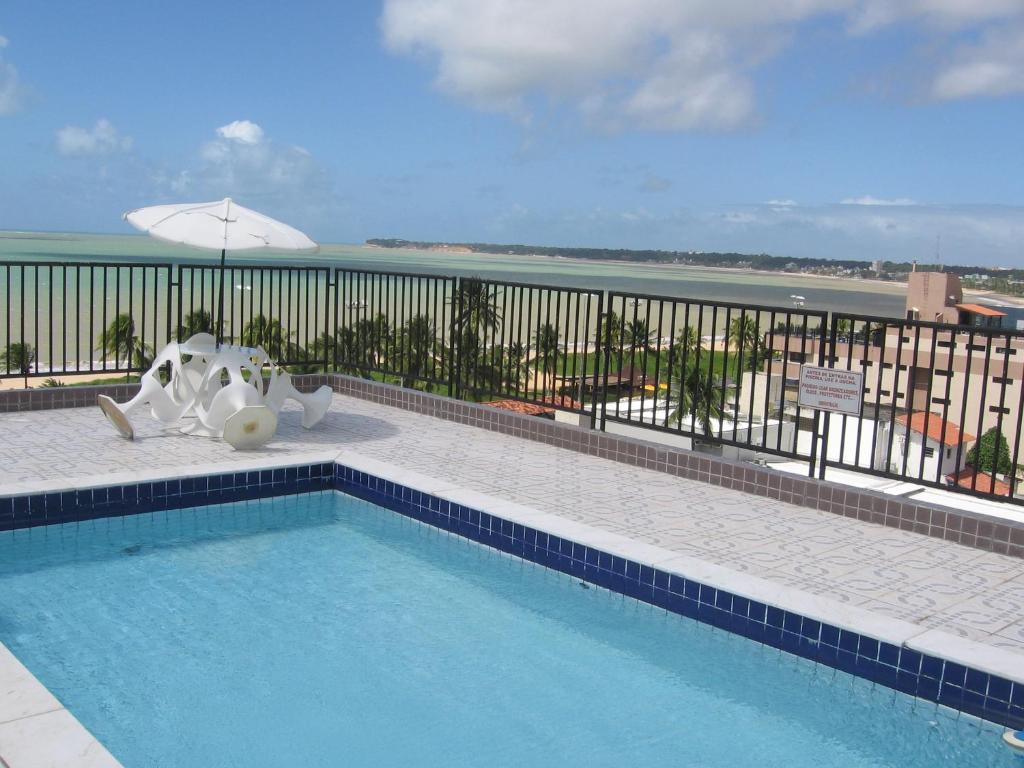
left=0, top=260, right=175, bottom=270
left=832, top=310, right=1024, bottom=338
left=179, top=264, right=331, bottom=274
left=468, top=276, right=603, bottom=296
left=607, top=290, right=830, bottom=321
left=334, top=267, right=459, bottom=282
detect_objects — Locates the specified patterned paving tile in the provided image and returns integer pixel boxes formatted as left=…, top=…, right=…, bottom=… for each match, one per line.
left=1, top=394, right=1023, bottom=660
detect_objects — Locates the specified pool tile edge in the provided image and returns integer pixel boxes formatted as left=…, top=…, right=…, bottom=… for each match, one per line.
left=333, top=455, right=1024, bottom=731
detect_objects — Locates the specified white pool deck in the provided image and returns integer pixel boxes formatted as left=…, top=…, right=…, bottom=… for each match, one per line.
left=1, top=394, right=1023, bottom=765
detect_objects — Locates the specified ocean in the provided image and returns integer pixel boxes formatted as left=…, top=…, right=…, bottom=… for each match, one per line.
left=0, top=230, right=908, bottom=317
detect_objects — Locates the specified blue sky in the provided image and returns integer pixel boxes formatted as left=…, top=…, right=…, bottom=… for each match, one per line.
left=1, top=0, right=1023, bottom=265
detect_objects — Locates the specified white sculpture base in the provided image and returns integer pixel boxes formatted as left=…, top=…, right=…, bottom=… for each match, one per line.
left=97, top=335, right=332, bottom=450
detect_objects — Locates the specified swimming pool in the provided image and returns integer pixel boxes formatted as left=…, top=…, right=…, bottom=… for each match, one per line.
left=0, top=491, right=1015, bottom=767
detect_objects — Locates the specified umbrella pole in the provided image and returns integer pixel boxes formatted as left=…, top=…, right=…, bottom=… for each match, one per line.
left=217, top=247, right=226, bottom=347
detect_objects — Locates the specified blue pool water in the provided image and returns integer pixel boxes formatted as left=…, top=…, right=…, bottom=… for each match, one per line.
left=0, top=491, right=1014, bottom=767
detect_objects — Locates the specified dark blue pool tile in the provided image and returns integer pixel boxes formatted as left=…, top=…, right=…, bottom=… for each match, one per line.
left=800, top=618, right=820, bottom=643
left=747, top=601, right=767, bottom=624
left=714, top=590, right=732, bottom=612
left=919, top=654, right=942, bottom=680
left=942, top=662, right=967, bottom=688
left=898, top=648, right=922, bottom=674
left=964, top=668, right=989, bottom=695
left=667, top=574, right=685, bottom=596
left=816, top=643, right=838, bottom=666
left=762, top=624, right=783, bottom=649
left=878, top=642, right=900, bottom=667
left=939, top=683, right=966, bottom=709
left=837, top=629, right=859, bottom=654
left=893, top=670, right=918, bottom=696
left=836, top=650, right=858, bottom=675
left=780, top=631, right=801, bottom=655
left=765, top=606, right=784, bottom=629
left=654, top=569, right=670, bottom=591
left=743, top=619, right=765, bottom=644
left=819, top=623, right=839, bottom=648
left=699, top=584, right=717, bottom=606
left=638, top=565, right=654, bottom=586
left=874, top=663, right=899, bottom=689
left=917, top=676, right=941, bottom=701
left=731, top=596, right=749, bottom=620
left=988, top=676, right=1012, bottom=703
left=683, top=580, right=700, bottom=601
left=857, top=636, right=878, bottom=661
left=1009, top=683, right=1024, bottom=708
left=782, top=612, right=801, bottom=634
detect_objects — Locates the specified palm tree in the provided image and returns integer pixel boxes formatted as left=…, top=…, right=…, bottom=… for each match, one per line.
left=240, top=314, right=288, bottom=351
left=394, top=314, right=438, bottom=388
left=98, top=314, right=152, bottom=371
left=667, top=326, right=724, bottom=434
left=727, top=315, right=762, bottom=375
left=500, top=341, right=528, bottom=391
left=353, top=313, right=392, bottom=370
left=0, top=342, right=35, bottom=375
left=533, top=323, right=561, bottom=393
left=624, top=318, right=657, bottom=353
left=176, top=309, right=214, bottom=341
left=448, top=278, right=502, bottom=397
left=670, top=362, right=725, bottom=434
left=596, top=310, right=622, bottom=355
left=450, top=277, right=502, bottom=335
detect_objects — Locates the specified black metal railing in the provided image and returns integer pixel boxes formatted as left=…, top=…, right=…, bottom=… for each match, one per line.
left=599, top=292, right=829, bottom=462
left=177, top=265, right=331, bottom=370
left=821, top=313, right=1024, bottom=501
left=450, top=277, right=602, bottom=417
left=0, top=262, right=172, bottom=385
left=333, top=268, right=456, bottom=393
left=1, top=258, right=1022, bottom=505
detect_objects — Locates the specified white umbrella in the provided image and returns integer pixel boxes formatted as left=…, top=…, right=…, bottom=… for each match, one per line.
left=123, top=197, right=318, bottom=345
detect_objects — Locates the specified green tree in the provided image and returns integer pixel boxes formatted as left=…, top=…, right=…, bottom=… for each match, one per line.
left=727, top=315, right=763, bottom=375
left=499, top=341, right=528, bottom=391
left=966, top=427, right=1013, bottom=476
left=448, top=278, right=503, bottom=397
left=450, top=278, right=502, bottom=335
left=624, top=318, right=657, bottom=352
left=596, top=311, right=622, bottom=355
left=0, top=342, right=35, bottom=375
left=393, top=314, right=439, bottom=388
left=240, top=314, right=288, bottom=351
left=98, top=314, right=152, bottom=371
left=177, top=310, right=214, bottom=341
left=532, top=323, right=561, bottom=391
left=667, top=326, right=724, bottom=434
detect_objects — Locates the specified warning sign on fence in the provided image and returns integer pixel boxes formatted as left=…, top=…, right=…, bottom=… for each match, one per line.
left=797, top=366, right=863, bottom=416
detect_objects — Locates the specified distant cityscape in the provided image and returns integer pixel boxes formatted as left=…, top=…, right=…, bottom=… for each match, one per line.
left=367, top=238, right=1024, bottom=297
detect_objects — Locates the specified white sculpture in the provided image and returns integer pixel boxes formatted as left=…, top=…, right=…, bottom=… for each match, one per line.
left=98, top=334, right=333, bottom=450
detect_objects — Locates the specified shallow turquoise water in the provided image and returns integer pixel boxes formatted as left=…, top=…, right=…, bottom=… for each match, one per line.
left=0, top=492, right=1014, bottom=767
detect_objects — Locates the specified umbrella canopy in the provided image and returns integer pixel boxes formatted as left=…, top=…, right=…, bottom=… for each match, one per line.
left=123, top=198, right=318, bottom=254
left=123, top=198, right=318, bottom=345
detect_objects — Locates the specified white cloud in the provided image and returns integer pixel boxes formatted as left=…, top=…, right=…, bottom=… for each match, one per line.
left=161, top=122, right=331, bottom=225
left=847, top=0, right=1024, bottom=33
left=765, top=199, right=798, bottom=206
left=931, top=24, right=1024, bottom=100
left=380, top=0, right=1024, bottom=131
left=841, top=195, right=917, bottom=206
left=0, top=34, right=27, bottom=116
left=216, top=119, right=265, bottom=145
left=55, top=119, right=133, bottom=156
